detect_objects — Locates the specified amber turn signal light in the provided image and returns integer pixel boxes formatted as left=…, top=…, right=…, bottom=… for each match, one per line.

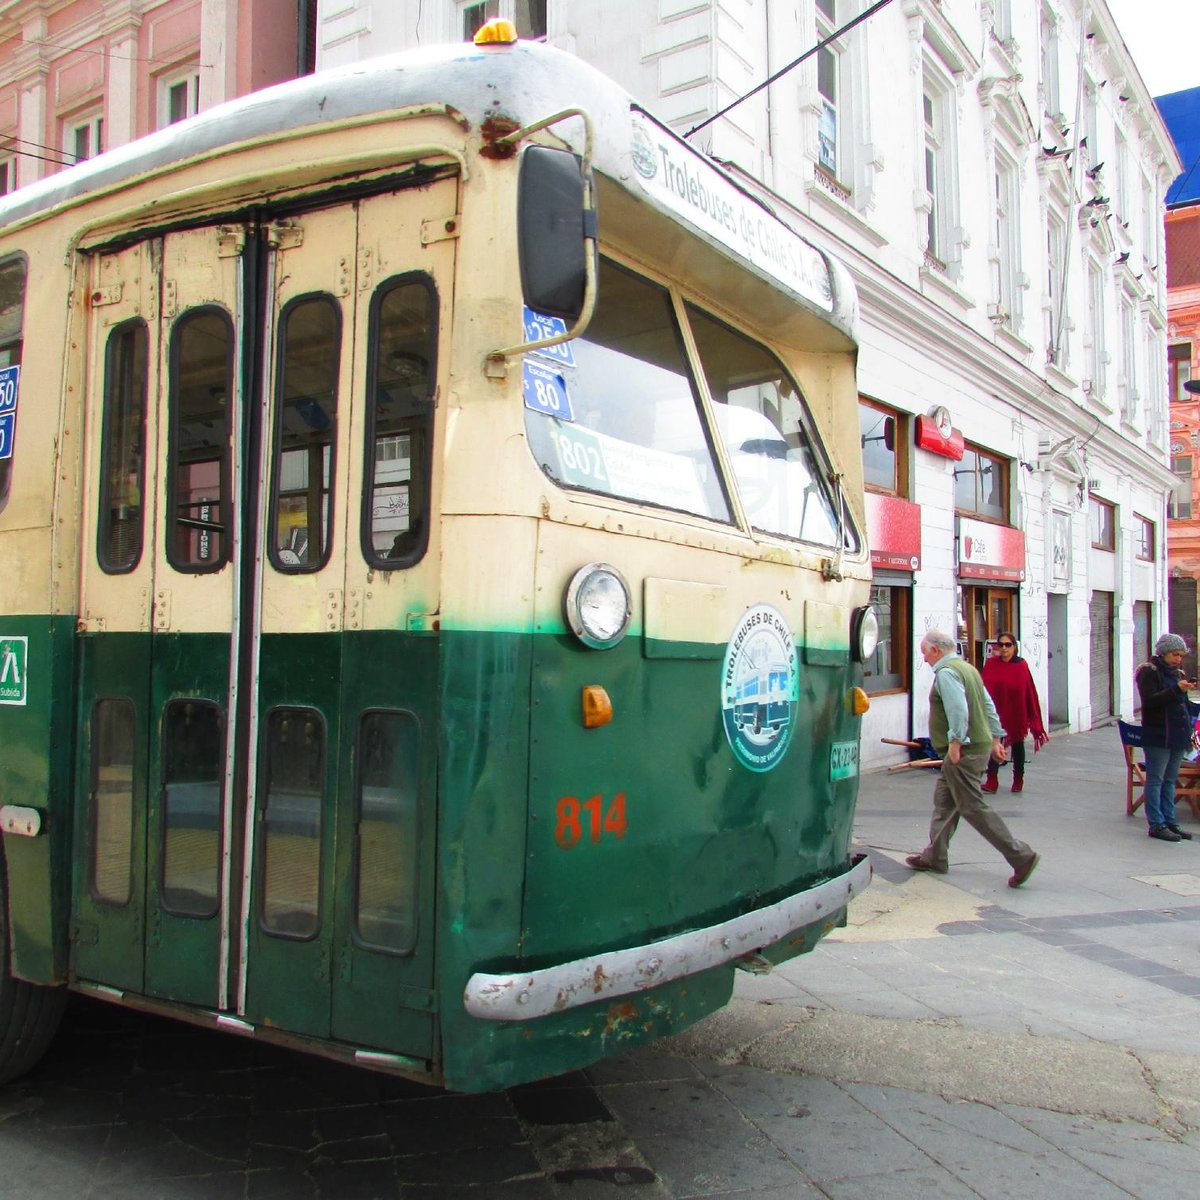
left=582, top=685, right=613, bottom=728
left=850, top=687, right=870, bottom=715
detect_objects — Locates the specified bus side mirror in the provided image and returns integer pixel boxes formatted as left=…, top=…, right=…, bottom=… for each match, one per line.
left=518, top=146, right=595, bottom=321
left=883, top=417, right=894, bottom=453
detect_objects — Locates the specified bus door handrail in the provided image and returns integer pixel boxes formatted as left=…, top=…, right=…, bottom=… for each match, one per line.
left=485, top=108, right=598, bottom=375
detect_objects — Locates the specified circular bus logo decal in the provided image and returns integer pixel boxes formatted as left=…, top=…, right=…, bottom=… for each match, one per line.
left=721, top=604, right=799, bottom=773
left=631, top=121, right=659, bottom=180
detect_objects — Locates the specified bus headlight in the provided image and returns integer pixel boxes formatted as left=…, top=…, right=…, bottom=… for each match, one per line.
left=851, top=605, right=879, bottom=663
left=565, top=563, right=631, bottom=649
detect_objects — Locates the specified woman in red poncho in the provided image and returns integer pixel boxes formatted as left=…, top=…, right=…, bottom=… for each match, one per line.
left=981, top=632, right=1048, bottom=793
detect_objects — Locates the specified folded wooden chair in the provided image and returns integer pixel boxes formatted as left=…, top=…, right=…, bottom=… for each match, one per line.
left=1119, top=720, right=1146, bottom=816
left=1118, top=720, right=1200, bottom=821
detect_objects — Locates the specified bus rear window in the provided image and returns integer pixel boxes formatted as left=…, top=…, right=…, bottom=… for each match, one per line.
left=97, top=320, right=149, bottom=572
left=523, top=258, right=731, bottom=522
left=167, top=307, right=233, bottom=572
left=363, top=275, right=436, bottom=569
left=0, top=255, right=26, bottom=515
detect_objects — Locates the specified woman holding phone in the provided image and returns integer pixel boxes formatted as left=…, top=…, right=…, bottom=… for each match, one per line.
left=1134, top=633, right=1198, bottom=842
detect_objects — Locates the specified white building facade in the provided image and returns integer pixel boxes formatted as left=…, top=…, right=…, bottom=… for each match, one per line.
left=318, top=0, right=1181, bottom=767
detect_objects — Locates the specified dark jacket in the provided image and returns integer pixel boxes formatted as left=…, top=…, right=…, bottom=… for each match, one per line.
left=1135, top=656, right=1194, bottom=750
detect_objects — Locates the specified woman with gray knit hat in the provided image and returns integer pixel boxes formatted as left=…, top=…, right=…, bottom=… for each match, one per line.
left=1134, top=633, right=1198, bottom=842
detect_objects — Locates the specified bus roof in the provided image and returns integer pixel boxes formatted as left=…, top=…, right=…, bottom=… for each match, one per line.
left=0, top=38, right=856, bottom=345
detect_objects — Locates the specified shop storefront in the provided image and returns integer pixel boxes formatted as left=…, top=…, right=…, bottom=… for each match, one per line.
left=957, top=516, right=1027, bottom=670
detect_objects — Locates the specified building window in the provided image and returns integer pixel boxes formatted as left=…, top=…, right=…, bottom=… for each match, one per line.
left=990, top=0, right=1013, bottom=45
left=1119, top=297, right=1137, bottom=424
left=67, top=113, right=104, bottom=162
left=1135, top=516, right=1155, bottom=561
left=1083, top=80, right=1100, bottom=173
left=160, top=71, right=200, bottom=128
left=1142, top=174, right=1157, bottom=267
left=1115, top=130, right=1131, bottom=223
left=1039, top=3, right=1060, bottom=118
left=1170, top=456, right=1193, bottom=520
left=1045, top=209, right=1067, bottom=365
left=954, top=445, right=1008, bottom=522
left=992, top=151, right=1021, bottom=330
left=300, top=0, right=319, bottom=74
left=1170, top=343, right=1192, bottom=402
left=863, top=583, right=909, bottom=694
left=0, top=158, right=12, bottom=195
left=1089, top=496, right=1115, bottom=550
left=859, top=397, right=906, bottom=495
left=816, top=0, right=842, bottom=181
left=921, top=66, right=957, bottom=270
left=461, top=0, right=546, bottom=39
left=1084, top=259, right=1106, bottom=401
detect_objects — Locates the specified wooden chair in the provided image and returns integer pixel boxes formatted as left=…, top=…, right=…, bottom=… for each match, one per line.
left=1119, top=720, right=1145, bottom=816
left=1119, top=720, right=1200, bottom=821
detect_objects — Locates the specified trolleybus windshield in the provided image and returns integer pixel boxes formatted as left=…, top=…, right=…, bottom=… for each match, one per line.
left=523, top=255, right=848, bottom=548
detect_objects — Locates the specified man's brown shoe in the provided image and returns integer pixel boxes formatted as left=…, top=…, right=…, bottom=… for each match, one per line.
left=1008, top=853, right=1039, bottom=888
left=905, top=854, right=947, bottom=874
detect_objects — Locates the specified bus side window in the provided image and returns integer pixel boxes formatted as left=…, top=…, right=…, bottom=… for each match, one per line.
left=97, top=320, right=149, bottom=572
left=90, top=697, right=136, bottom=906
left=362, top=275, right=437, bottom=569
left=269, top=294, right=341, bottom=572
left=0, top=254, right=27, bottom=516
left=260, top=707, right=325, bottom=940
left=167, top=307, right=233, bottom=572
left=354, top=710, right=420, bottom=954
left=161, top=700, right=224, bottom=919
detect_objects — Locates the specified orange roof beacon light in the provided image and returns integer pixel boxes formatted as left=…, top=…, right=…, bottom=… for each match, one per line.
left=473, top=18, right=518, bottom=45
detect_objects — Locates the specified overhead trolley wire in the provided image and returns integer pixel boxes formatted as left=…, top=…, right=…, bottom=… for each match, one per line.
left=684, top=0, right=897, bottom=141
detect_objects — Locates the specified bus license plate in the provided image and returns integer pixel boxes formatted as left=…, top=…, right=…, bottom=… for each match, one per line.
left=830, top=741, right=858, bottom=781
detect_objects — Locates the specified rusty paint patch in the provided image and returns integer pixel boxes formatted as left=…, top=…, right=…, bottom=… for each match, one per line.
left=590, top=963, right=611, bottom=994
left=602, top=1002, right=639, bottom=1037
left=480, top=113, right=521, bottom=158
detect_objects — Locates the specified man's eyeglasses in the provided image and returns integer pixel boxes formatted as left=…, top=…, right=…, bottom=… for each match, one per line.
left=997, top=641, right=1015, bottom=648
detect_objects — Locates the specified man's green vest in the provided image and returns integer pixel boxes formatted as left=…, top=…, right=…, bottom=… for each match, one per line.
left=929, top=656, right=995, bottom=752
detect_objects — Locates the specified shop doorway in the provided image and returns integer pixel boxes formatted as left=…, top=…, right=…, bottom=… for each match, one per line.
left=959, top=585, right=1015, bottom=671
left=1088, top=590, right=1114, bottom=726
left=1047, top=592, right=1069, bottom=728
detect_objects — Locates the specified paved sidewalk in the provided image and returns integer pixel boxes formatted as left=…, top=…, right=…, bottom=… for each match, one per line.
left=2, top=726, right=1197, bottom=1199
left=612, top=724, right=1200, bottom=1198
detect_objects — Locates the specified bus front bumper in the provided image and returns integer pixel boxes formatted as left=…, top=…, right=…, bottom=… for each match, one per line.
left=464, top=852, right=872, bottom=1021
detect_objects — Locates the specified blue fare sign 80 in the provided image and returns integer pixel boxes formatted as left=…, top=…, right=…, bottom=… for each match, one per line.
left=0, top=364, right=19, bottom=461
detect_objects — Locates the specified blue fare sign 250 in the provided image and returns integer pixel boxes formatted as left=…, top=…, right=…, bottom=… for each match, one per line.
left=523, top=308, right=576, bottom=366
left=0, top=364, right=18, bottom=461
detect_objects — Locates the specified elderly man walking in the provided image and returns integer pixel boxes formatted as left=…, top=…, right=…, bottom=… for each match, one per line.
left=905, top=629, right=1040, bottom=888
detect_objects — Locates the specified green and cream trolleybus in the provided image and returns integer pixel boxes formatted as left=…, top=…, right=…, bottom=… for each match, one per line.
left=0, top=22, right=876, bottom=1092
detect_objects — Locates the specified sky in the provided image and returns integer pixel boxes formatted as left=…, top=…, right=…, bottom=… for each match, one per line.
left=1104, top=0, right=1200, bottom=98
